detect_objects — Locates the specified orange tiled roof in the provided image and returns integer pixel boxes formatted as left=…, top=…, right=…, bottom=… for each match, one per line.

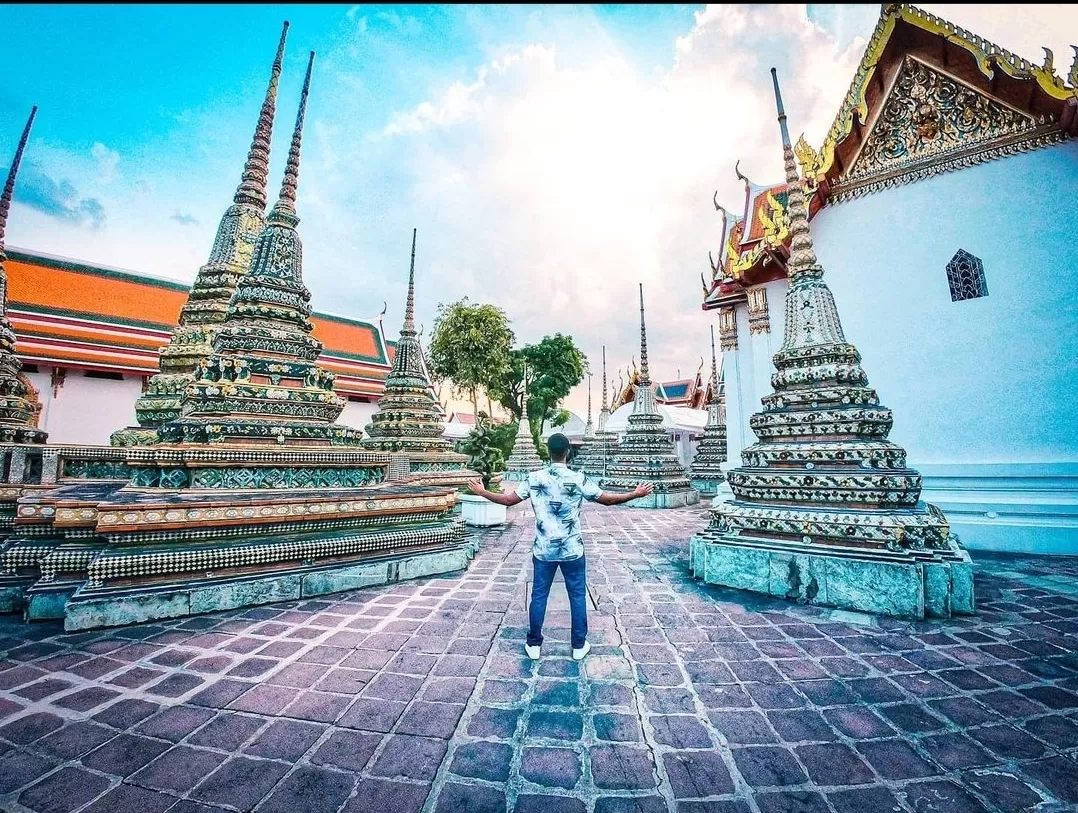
left=6, top=248, right=392, bottom=396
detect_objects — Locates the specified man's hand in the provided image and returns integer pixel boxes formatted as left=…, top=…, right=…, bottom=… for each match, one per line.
left=465, top=478, right=487, bottom=496
left=632, top=482, right=655, bottom=499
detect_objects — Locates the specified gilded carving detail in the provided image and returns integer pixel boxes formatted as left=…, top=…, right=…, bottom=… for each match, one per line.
left=717, top=306, right=738, bottom=352
left=746, top=288, right=771, bottom=335
left=847, top=57, right=1041, bottom=183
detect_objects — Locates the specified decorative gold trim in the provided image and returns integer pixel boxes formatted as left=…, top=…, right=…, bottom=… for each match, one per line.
left=830, top=128, right=1066, bottom=202
left=808, top=3, right=1076, bottom=184
left=718, top=306, right=739, bottom=351
left=746, top=288, right=771, bottom=335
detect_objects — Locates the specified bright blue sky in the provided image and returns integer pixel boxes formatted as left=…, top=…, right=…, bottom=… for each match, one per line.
left=0, top=4, right=1069, bottom=414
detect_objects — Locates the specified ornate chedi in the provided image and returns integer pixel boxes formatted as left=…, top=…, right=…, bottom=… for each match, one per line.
left=690, top=69, right=974, bottom=620
left=502, top=373, right=543, bottom=482
left=573, top=346, right=618, bottom=480
left=0, top=108, right=47, bottom=449
left=155, top=53, right=361, bottom=453
left=0, top=107, right=51, bottom=585
left=1, top=48, right=471, bottom=631
left=112, top=23, right=290, bottom=446
left=689, top=325, right=727, bottom=496
left=603, top=286, right=700, bottom=509
left=360, top=230, right=477, bottom=489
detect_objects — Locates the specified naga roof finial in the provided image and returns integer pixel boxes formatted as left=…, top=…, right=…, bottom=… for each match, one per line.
left=734, top=159, right=753, bottom=187
left=269, top=50, right=315, bottom=226
left=234, top=22, right=289, bottom=210
left=0, top=106, right=36, bottom=255
left=638, top=283, right=651, bottom=386
left=402, top=227, right=417, bottom=336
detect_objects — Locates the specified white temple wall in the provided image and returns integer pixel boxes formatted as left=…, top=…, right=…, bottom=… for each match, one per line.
left=338, top=399, right=379, bottom=437
left=20, top=365, right=387, bottom=446
left=727, top=142, right=1078, bottom=555
left=24, top=366, right=142, bottom=446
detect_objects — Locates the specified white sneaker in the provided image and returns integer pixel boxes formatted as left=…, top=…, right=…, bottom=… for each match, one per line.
left=572, top=641, right=591, bottom=661
left=525, top=644, right=541, bottom=660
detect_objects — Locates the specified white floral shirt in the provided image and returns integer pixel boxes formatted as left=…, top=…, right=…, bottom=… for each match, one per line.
left=514, top=463, right=602, bottom=561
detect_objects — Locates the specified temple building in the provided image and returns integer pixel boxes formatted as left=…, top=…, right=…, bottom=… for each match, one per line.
left=702, top=4, right=1078, bottom=555
left=691, top=67, right=973, bottom=620
left=608, top=357, right=716, bottom=468
left=4, top=249, right=395, bottom=446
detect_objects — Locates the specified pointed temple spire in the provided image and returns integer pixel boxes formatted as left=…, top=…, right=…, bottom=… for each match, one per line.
left=689, top=324, right=726, bottom=495
left=233, top=21, right=288, bottom=209
left=402, top=228, right=418, bottom=336
left=0, top=106, right=47, bottom=444
left=690, top=68, right=972, bottom=619
left=574, top=344, right=618, bottom=476
left=503, top=361, right=543, bottom=481
left=708, top=324, right=720, bottom=404
left=0, top=107, right=36, bottom=258
left=586, top=374, right=592, bottom=423
left=113, top=25, right=295, bottom=445
left=601, top=345, right=608, bottom=412
left=584, top=373, right=594, bottom=438
left=637, top=283, right=650, bottom=385
left=270, top=50, right=314, bottom=226
left=360, top=227, right=476, bottom=484
left=601, top=283, right=699, bottom=507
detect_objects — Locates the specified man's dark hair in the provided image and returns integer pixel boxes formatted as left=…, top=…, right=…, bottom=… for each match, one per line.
left=547, top=433, right=571, bottom=461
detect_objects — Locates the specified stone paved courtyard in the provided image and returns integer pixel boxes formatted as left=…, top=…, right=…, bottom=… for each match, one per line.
left=0, top=504, right=1076, bottom=813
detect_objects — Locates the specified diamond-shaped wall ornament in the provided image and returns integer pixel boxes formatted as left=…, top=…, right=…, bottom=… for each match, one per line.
left=946, top=249, right=988, bottom=302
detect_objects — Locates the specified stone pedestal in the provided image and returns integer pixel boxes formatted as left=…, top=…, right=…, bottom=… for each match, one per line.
left=459, top=493, right=507, bottom=526
left=689, top=528, right=975, bottom=619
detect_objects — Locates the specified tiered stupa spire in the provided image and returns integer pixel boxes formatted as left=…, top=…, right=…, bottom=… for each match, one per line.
left=602, top=286, right=699, bottom=508
left=361, top=230, right=459, bottom=455
left=689, top=325, right=726, bottom=495
left=690, top=69, right=973, bottom=619
left=0, top=107, right=47, bottom=444
left=158, top=51, right=361, bottom=448
left=114, top=22, right=290, bottom=445
left=502, top=366, right=543, bottom=481
left=572, top=346, right=619, bottom=479
left=584, top=375, right=594, bottom=438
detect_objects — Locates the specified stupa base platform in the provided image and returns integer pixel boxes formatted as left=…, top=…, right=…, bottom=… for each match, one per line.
left=64, top=538, right=471, bottom=631
left=691, top=478, right=724, bottom=497
left=612, top=487, right=701, bottom=509
left=109, top=426, right=161, bottom=447
left=689, top=531, right=975, bottom=620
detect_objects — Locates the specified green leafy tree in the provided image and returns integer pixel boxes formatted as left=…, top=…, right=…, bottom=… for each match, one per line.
left=489, top=334, right=587, bottom=444
left=458, top=416, right=509, bottom=489
left=429, top=299, right=515, bottom=416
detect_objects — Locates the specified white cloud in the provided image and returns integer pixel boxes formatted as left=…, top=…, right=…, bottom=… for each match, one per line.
left=323, top=4, right=866, bottom=416
left=90, top=142, right=120, bottom=184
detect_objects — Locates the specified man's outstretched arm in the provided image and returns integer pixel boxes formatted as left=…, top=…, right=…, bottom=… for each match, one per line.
left=595, top=482, right=654, bottom=506
left=466, top=479, right=525, bottom=507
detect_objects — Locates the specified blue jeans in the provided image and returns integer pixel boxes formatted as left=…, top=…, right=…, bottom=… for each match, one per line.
left=528, top=555, right=588, bottom=649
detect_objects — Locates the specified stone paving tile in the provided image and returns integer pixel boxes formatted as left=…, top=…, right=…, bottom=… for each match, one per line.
left=0, top=507, right=1074, bottom=812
